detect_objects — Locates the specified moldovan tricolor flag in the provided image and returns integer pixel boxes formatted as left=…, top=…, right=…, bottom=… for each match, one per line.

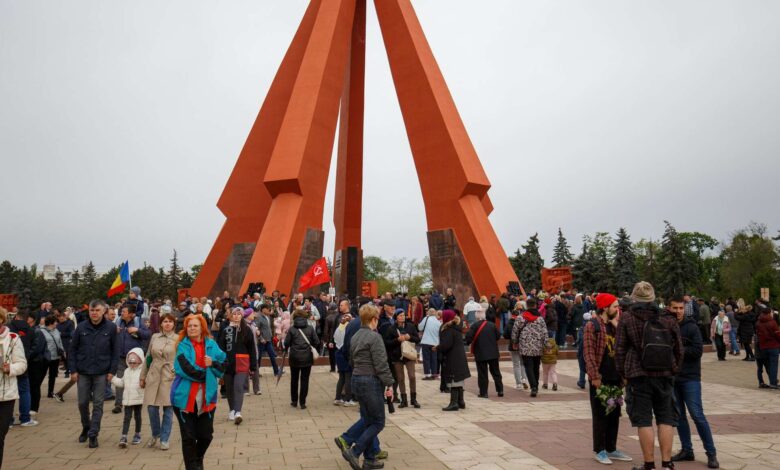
left=298, top=257, right=330, bottom=291
left=107, top=261, right=131, bottom=297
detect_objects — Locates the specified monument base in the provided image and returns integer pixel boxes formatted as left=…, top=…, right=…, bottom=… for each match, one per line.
left=290, top=228, right=326, bottom=296
left=427, top=229, right=478, bottom=311
left=333, top=247, right=363, bottom=300
left=210, top=242, right=256, bottom=299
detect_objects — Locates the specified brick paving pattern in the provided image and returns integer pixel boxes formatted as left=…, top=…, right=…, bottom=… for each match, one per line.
left=4, top=352, right=779, bottom=469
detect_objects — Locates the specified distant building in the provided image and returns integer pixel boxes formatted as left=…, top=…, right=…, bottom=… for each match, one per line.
left=42, top=263, right=57, bottom=281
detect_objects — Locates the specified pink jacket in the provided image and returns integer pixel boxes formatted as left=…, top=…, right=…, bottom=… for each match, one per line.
left=274, top=312, right=291, bottom=339
left=710, top=316, right=731, bottom=344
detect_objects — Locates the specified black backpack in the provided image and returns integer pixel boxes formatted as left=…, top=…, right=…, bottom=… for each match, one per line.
left=576, top=317, right=601, bottom=362
left=640, top=316, right=674, bottom=371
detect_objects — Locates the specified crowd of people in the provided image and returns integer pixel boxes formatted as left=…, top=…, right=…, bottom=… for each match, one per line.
left=0, top=282, right=777, bottom=470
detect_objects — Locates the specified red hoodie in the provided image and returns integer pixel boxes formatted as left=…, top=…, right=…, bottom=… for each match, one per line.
left=757, top=313, right=780, bottom=350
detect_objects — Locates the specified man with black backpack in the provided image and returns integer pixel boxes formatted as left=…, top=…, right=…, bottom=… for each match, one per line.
left=583, top=293, right=633, bottom=465
left=616, top=282, right=683, bottom=470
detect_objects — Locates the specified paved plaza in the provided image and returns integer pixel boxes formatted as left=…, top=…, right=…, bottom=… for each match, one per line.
left=5, top=352, right=779, bottom=470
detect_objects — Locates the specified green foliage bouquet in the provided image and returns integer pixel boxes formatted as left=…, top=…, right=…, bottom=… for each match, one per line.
left=596, top=384, right=624, bottom=415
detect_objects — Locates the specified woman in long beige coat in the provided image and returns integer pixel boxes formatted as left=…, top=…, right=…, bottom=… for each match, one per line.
left=140, top=313, right=177, bottom=450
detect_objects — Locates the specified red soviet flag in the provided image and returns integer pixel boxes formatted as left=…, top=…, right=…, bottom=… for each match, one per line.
left=298, top=257, right=331, bottom=291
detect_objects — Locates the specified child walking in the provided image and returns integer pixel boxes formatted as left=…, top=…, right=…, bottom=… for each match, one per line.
left=112, top=347, right=145, bottom=447
left=541, top=337, right=559, bottom=391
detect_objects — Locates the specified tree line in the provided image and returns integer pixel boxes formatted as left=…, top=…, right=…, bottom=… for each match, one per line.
left=509, top=221, right=780, bottom=303
left=0, top=250, right=200, bottom=312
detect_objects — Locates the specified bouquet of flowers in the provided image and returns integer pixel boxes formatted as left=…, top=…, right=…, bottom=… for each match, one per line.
left=595, top=384, right=624, bottom=415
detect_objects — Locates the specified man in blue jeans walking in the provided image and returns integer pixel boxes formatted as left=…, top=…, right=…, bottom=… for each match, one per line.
left=336, top=304, right=394, bottom=470
left=668, top=297, right=719, bottom=469
left=255, top=304, right=280, bottom=376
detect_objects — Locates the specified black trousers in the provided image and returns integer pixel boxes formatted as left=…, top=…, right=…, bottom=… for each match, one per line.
left=590, top=382, right=621, bottom=453
left=328, top=345, right=337, bottom=372
left=0, top=400, right=14, bottom=468
left=28, top=360, right=47, bottom=412
left=714, top=335, right=726, bottom=360
left=46, top=359, right=59, bottom=396
left=522, top=356, right=541, bottom=390
left=740, top=334, right=754, bottom=359
left=122, top=404, right=142, bottom=435
left=290, top=366, right=312, bottom=406
left=476, top=359, right=504, bottom=395
left=174, top=406, right=214, bottom=470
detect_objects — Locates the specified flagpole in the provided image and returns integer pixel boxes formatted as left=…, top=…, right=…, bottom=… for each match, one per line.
left=127, top=261, right=133, bottom=290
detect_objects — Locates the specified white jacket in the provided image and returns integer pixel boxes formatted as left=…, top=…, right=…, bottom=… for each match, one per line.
left=0, top=327, right=28, bottom=401
left=111, top=347, right=145, bottom=406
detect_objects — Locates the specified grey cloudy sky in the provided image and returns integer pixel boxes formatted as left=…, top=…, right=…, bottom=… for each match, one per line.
left=2, top=0, right=779, bottom=273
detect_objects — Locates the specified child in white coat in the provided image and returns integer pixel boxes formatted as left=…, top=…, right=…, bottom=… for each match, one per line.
left=112, top=347, right=145, bottom=447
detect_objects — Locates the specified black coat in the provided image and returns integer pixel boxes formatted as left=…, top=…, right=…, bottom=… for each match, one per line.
left=438, top=324, right=471, bottom=383
left=383, top=321, right=420, bottom=363
left=68, top=317, right=119, bottom=376
left=284, top=316, right=321, bottom=368
left=676, top=315, right=703, bottom=382
left=217, top=320, right=258, bottom=375
left=465, top=319, right=500, bottom=362
left=735, top=311, right=757, bottom=338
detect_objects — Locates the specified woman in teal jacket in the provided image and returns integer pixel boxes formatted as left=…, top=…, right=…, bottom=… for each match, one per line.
left=171, top=314, right=226, bottom=470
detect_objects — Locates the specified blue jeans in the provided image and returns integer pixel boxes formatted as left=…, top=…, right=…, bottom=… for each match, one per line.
left=258, top=342, right=280, bottom=375
left=16, top=375, right=31, bottom=423
left=148, top=405, right=174, bottom=443
left=342, top=417, right=380, bottom=457
left=466, top=311, right=476, bottom=326
left=347, top=375, right=385, bottom=460
left=729, top=329, right=739, bottom=353
left=674, top=380, right=716, bottom=455
left=500, top=312, right=509, bottom=335
left=421, top=344, right=438, bottom=376
left=764, top=348, right=779, bottom=386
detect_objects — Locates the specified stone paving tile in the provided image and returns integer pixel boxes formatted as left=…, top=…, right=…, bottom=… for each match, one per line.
left=3, top=351, right=778, bottom=469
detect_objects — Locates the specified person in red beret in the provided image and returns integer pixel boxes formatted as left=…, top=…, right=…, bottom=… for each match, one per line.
left=583, top=293, right=633, bottom=465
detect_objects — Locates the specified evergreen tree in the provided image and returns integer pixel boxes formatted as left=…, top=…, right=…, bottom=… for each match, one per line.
left=552, top=228, right=574, bottom=267
left=518, top=234, right=544, bottom=291
left=508, top=249, right=523, bottom=279
left=572, top=242, right=596, bottom=293
left=635, top=238, right=660, bottom=288
left=657, top=221, right=695, bottom=300
left=0, top=261, right=18, bottom=293
left=613, top=228, right=638, bottom=294
left=168, top=250, right=183, bottom=298
left=82, top=262, right=98, bottom=300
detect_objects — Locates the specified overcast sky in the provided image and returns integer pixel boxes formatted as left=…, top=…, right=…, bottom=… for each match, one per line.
left=2, top=0, right=779, bottom=273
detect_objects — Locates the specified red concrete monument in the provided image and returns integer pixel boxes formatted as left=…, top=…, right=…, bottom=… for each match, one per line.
left=190, top=0, right=522, bottom=304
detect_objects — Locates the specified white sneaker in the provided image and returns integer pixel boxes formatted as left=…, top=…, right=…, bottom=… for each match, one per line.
left=160, top=441, right=170, bottom=451
left=20, top=420, right=39, bottom=427
left=234, top=412, right=242, bottom=425
left=228, top=410, right=235, bottom=421
left=29, top=411, right=38, bottom=416
left=343, top=400, right=357, bottom=407
left=333, top=399, right=344, bottom=406
left=515, top=384, right=523, bottom=390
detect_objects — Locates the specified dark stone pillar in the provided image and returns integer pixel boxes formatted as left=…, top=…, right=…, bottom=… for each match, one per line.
left=334, top=247, right=363, bottom=300
left=427, top=229, right=478, bottom=311
left=290, top=228, right=326, bottom=296
left=210, top=242, right=256, bottom=299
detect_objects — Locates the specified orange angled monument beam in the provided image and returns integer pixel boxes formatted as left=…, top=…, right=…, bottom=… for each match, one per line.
left=239, top=0, right=357, bottom=296
left=190, top=0, right=324, bottom=298
left=375, top=0, right=519, bottom=297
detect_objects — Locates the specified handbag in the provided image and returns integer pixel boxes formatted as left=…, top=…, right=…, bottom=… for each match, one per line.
left=298, top=328, right=320, bottom=361
left=398, top=329, right=418, bottom=361
left=235, top=353, right=250, bottom=374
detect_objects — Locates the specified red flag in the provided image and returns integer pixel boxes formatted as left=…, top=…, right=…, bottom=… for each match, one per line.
left=298, top=257, right=330, bottom=291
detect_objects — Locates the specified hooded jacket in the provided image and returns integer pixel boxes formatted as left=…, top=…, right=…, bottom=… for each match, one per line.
left=111, top=347, right=145, bottom=406
left=756, top=312, right=780, bottom=350
left=513, top=310, right=548, bottom=357
left=615, top=303, right=682, bottom=379
left=0, top=327, right=27, bottom=401
left=284, top=316, right=321, bottom=368
left=675, top=314, right=703, bottom=382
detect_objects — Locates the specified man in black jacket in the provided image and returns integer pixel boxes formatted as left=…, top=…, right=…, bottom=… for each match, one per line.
left=9, top=312, right=43, bottom=426
left=466, top=310, right=503, bottom=398
left=668, top=297, right=719, bottom=469
left=69, top=299, right=119, bottom=448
